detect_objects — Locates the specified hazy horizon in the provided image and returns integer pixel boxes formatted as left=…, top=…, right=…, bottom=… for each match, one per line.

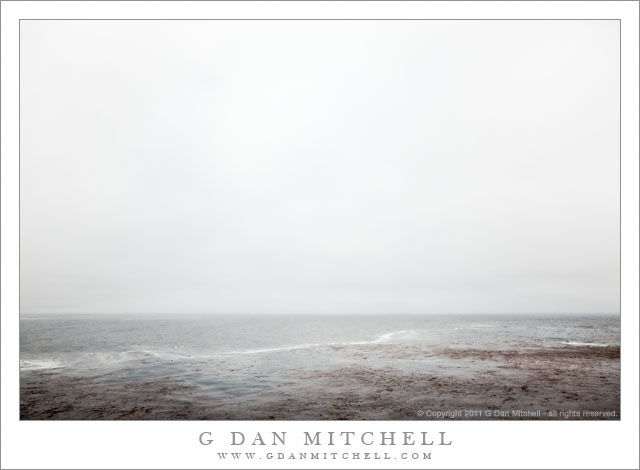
left=20, top=20, right=620, bottom=315
left=20, top=311, right=620, bottom=316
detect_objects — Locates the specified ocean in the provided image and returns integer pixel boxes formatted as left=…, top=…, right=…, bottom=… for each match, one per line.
left=20, top=313, right=619, bottom=404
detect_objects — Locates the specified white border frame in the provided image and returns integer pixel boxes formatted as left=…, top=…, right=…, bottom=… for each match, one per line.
left=2, top=2, right=638, bottom=469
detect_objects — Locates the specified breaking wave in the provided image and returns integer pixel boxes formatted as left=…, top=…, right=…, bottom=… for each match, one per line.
left=229, top=330, right=410, bottom=354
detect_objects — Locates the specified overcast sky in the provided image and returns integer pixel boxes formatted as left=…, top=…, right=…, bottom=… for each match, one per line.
left=20, top=20, right=620, bottom=314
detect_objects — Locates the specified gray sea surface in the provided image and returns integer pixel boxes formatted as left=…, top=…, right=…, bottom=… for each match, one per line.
left=20, top=314, right=619, bottom=399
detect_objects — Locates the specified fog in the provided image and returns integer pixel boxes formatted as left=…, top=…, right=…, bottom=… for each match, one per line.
left=20, top=20, right=619, bottom=314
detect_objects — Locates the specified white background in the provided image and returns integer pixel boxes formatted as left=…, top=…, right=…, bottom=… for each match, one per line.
left=1, top=1, right=638, bottom=469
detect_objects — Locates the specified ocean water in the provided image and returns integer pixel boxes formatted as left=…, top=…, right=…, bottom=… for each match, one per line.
left=20, top=314, right=619, bottom=398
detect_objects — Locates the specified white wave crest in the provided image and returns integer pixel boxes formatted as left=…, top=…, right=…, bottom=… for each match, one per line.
left=349, top=330, right=408, bottom=345
left=226, top=330, right=409, bottom=355
left=20, top=359, right=64, bottom=370
left=560, top=341, right=611, bottom=347
left=231, top=344, right=322, bottom=355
